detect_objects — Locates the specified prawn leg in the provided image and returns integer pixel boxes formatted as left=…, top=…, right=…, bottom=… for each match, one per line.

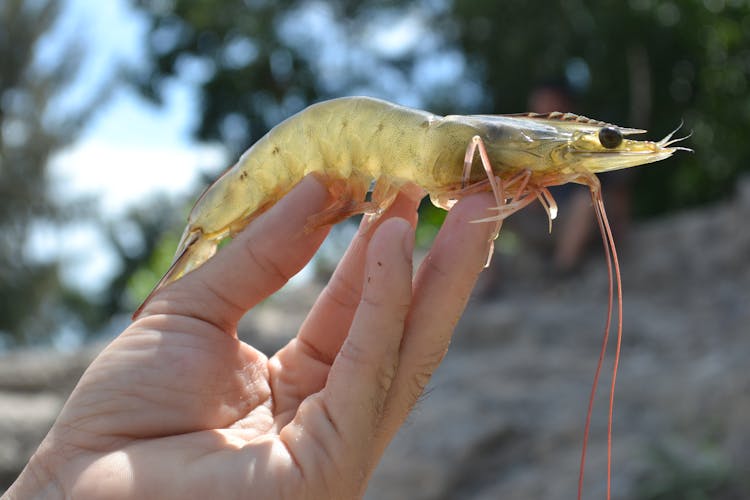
left=463, top=135, right=505, bottom=239
left=304, top=174, right=404, bottom=233
left=461, top=135, right=510, bottom=266
left=304, top=175, right=373, bottom=231
left=360, top=177, right=401, bottom=232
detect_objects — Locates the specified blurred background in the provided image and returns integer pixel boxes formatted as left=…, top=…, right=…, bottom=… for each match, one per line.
left=1, top=0, right=749, bottom=498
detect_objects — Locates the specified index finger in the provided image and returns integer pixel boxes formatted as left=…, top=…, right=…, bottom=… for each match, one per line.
left=137, top=175, right=332, bottom=332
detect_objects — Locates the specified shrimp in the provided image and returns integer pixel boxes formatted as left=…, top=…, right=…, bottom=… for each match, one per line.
left=132, top=96, right=689, bottom=499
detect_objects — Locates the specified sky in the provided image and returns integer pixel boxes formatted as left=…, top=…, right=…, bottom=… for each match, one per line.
left=30, top=0, right=457, bottom=302
left=31, top=0, right=226, bottom=295
left=33, top=0, right=450, bottom=301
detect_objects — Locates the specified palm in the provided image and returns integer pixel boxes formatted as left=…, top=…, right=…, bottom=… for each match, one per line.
left=13, top=177, right=494, bottom=500
left=54, top=316, right=331, bottom=499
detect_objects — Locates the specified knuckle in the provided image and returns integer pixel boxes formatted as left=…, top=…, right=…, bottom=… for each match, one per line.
left=323, top=274, right=362, bottom=310
left=338, top=339, right=398, bottom=403
left=241, top=238, right=295, bottom=285
left=359, top=295, right=411, bottom=320
left=374, top=360, right=398, bottom=399
left=409, top=348, right=448, bottom=397
left=423, top=254, right=452, bottom=281
left=338, top=336, right=369, bottom=366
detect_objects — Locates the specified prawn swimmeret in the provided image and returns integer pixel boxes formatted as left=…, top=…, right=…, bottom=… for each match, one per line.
left=133, top=96, right=688, bottom=499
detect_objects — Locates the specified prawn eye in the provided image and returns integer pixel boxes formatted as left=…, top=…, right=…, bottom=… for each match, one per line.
left=598, top=127, right=623, bottom=149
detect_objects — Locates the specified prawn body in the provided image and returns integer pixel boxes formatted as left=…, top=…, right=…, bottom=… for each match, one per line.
left=148, top=96, right=683, bottom=293
left=167, top=97, right=445, bottom=283
left=134, top=96, right=688, bottom=500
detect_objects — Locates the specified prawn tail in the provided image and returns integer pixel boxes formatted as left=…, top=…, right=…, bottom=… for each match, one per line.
left=131, top=228, right=218, bottom=320
left=577, top=186, right=623, bottom=500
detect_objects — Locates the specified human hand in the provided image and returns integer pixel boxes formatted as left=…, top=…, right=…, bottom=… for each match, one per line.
left=6, top=176, right=495, bottom=500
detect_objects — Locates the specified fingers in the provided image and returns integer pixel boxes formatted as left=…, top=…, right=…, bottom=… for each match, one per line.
left=269, top=190, right=419, bottom=426
left=323, top=217, right=414, bottom=431
left=378, top=192, right=496, bottom=443
left=279, top=194, right=493, bottom=485
left=280, top=217, right=415, bottom=475
left=138, top=175, right=332, bottom=332
left=295, top=190, right=420, bottom=363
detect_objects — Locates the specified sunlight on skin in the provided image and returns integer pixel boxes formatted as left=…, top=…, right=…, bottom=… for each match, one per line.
left=6, top=176, right=496, bottom=500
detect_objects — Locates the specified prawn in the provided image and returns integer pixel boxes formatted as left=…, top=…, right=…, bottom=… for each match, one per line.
left=132, top=96, right=689, bottom=499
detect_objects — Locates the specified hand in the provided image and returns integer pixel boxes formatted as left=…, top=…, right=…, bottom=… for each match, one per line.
left=7, top=176, right=495, bottom=500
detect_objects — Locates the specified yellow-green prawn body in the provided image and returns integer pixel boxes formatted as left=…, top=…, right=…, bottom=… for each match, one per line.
left=137, top=96, right=686, bottom=313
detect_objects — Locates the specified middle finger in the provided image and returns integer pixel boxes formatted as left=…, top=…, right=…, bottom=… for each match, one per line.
left=269, top=190, right=420, bottom=416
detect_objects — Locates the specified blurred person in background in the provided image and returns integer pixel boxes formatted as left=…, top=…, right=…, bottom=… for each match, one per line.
left=530, top=81, right=634, bottom=273
left=475, top=79, right=634, bottom=299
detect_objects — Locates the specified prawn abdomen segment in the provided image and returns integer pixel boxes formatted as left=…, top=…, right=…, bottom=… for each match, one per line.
left=299, top=96, right=441, bottom=182
left=221, top=96, right=457, bottom=219
left=136, top=97, right=440, bottom=315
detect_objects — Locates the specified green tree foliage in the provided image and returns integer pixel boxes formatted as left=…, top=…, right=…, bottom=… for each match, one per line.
left=448, top=0, right=750, bottom=214
left=0, top=0, right=110, bottom=344
left=108, top=195, right=186, bottom=316
left=132, top=0, right=749, bottom=216
left=129, top=0, right=460, bottom=249
left=130, top=0, right=458, bottom=156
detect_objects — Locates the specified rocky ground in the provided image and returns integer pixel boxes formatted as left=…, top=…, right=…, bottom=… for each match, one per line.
left=2, top=178, right=749, bottom=499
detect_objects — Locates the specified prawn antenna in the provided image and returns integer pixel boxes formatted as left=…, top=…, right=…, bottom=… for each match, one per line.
left=577, top=189, right=623, bottom=500
left=657, top=120, right=693, bottom=151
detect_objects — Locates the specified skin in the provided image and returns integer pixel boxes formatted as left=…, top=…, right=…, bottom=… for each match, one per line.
left=5, top=175, right=496, bottom=500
